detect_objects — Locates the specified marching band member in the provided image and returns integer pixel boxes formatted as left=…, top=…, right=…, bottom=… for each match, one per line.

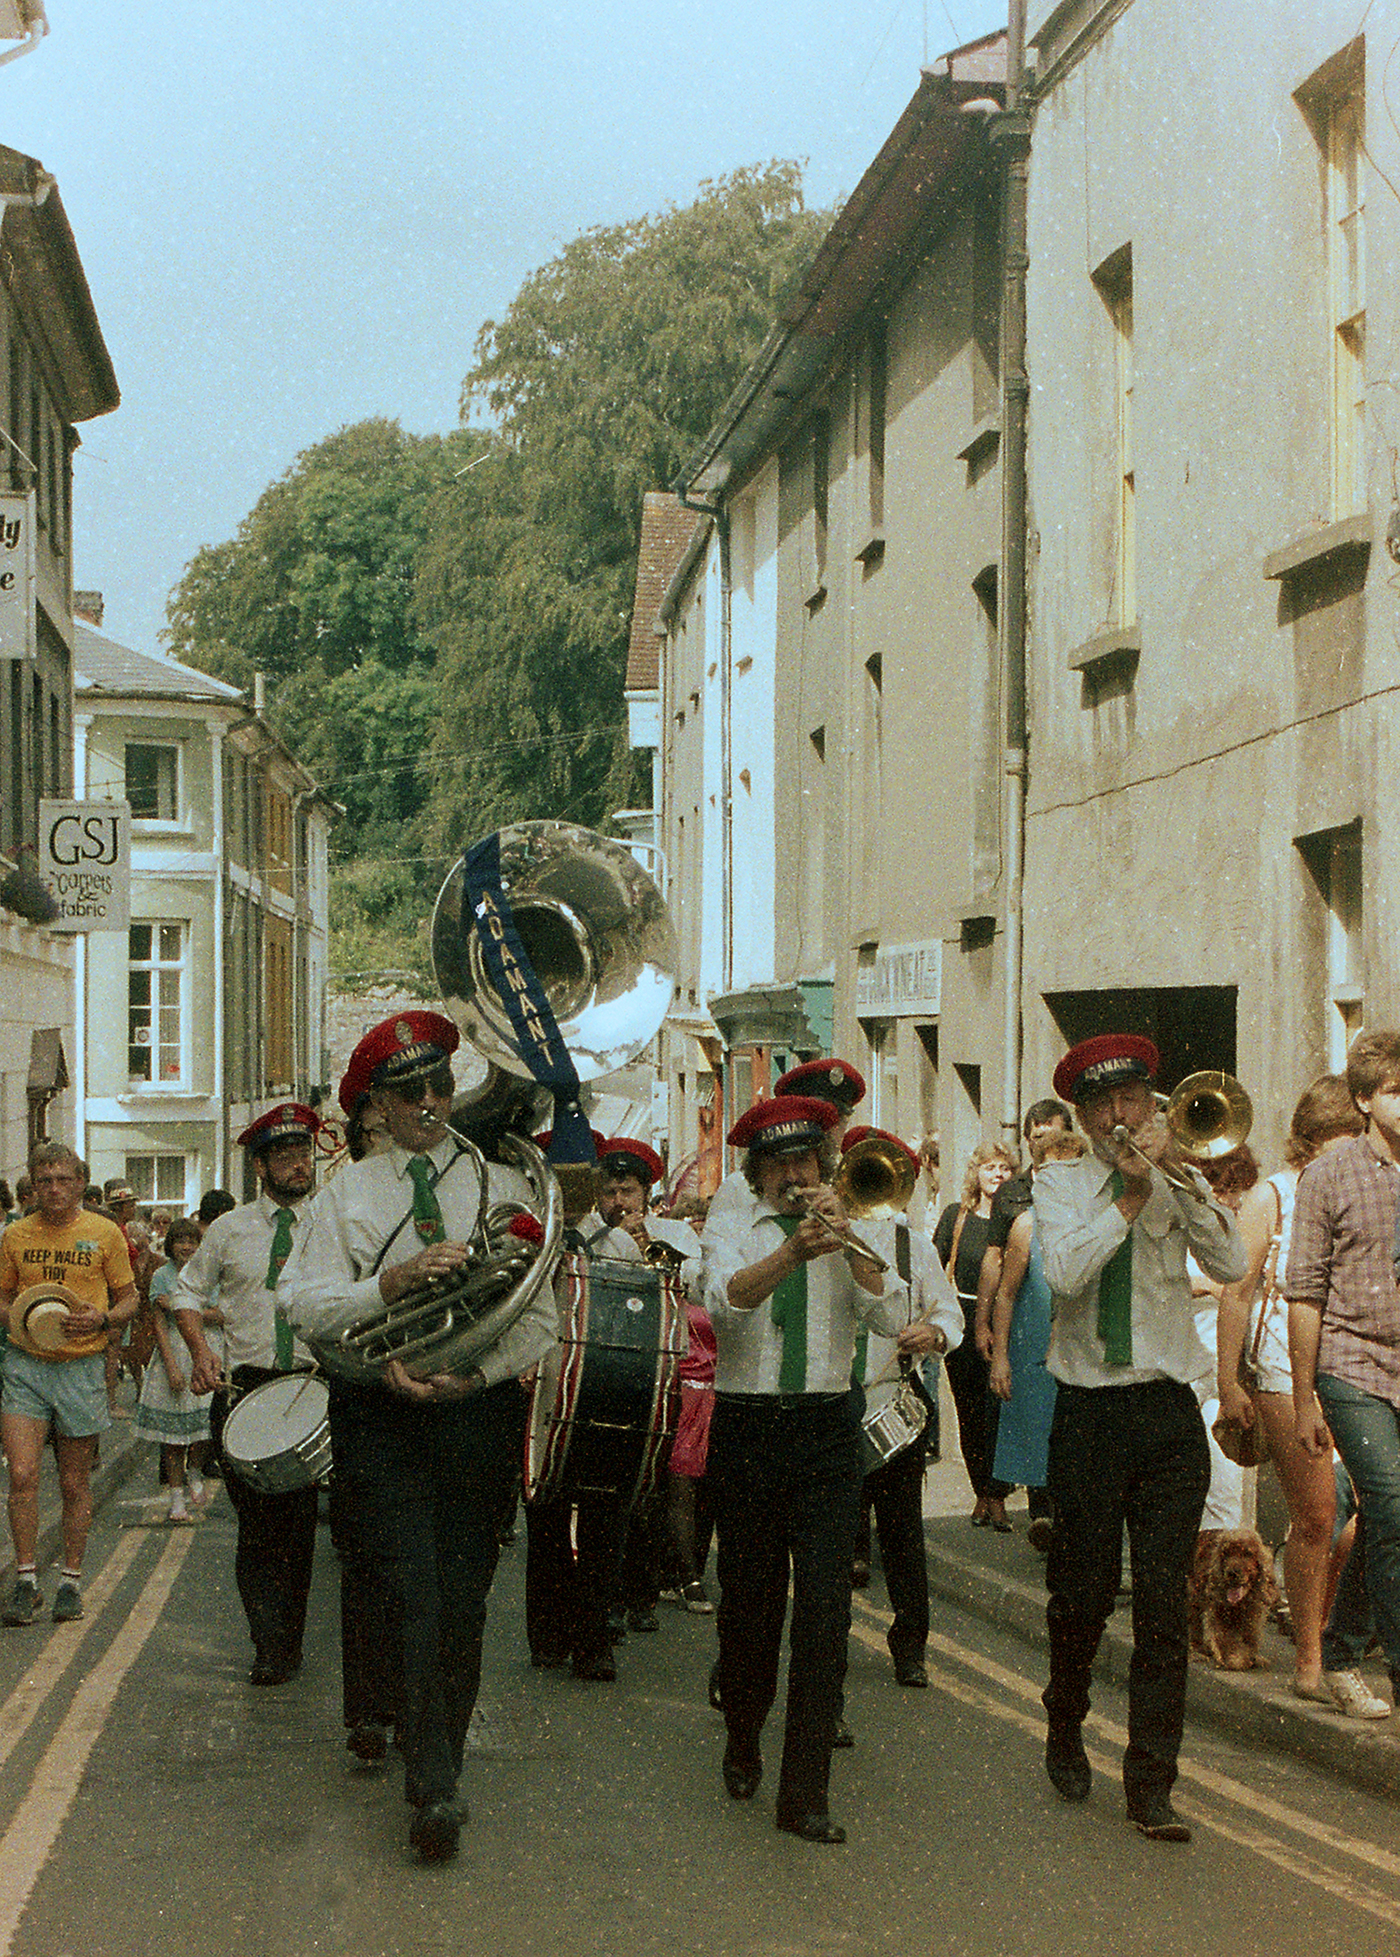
left=702, top=1059, right=866, bottom=1237
left=842, top=1127, right=961, bottom=1689
left=177, top=1103, right=327, bottom=1686
left=1034, top=1034, right=1245, bottom=1842
left=277, top=1011, right=556, bottom=1865
left=577, top=1138, right=701, bottom=1287
left=701, top=1096, right=909, bottom=1844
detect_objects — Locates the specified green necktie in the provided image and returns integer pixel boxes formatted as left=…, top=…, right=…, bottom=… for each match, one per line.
left=1097, top=1169, right=1134, bottom=1366
left=266, top=1206, right=295, bottom=1369
left=408, top=1155, right=446, bottom=1246
left=852, top=1329, right=868, bottom=1388
left=772, top=1215, right=809, bottom=1395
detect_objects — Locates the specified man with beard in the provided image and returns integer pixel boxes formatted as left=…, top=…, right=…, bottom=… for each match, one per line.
left=177, top=1103, right=327, bottom=1686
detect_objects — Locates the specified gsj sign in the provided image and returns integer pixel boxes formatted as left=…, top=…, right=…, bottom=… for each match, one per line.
left=38, top=800, right=131, bottom=931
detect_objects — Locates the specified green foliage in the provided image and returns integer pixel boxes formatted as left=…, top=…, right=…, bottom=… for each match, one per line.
left=327, top=858, right=437, bottom=992
left=417, top=160, right=829, bottom=848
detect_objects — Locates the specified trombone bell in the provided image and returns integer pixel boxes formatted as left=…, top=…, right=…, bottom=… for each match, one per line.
left=834, top=1134, right=919, bottom=1221
left=1164, top=1071, right=1253, bottom=1163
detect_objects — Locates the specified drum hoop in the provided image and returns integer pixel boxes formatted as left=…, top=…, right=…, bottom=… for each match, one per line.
left=223, top=1374, right=329, bottom=1457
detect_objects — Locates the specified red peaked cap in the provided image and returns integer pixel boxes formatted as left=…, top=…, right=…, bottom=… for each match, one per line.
left=340, top=1010, right=461, bottom=1113
left=597, top=1137, right=664, bottom=1186
left=772, top=1058, right=866, bottom=1109
left=236, top=1102, right=325, bottom=1153
left=1052, top=1034, right=1159, bottom=1105
left=841, top=1125, right=920, bottom=1172
left=728, top=1095, right=841, bottom=1155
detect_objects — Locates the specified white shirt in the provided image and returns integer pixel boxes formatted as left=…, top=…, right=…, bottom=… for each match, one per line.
left=574, top=1210, right=702, bottom=1301
left=701, top=1178, right=909, bottom=1396
left=172, top=1191, right=314, bottom=1372
left=854, top=1215, right=963, bottom=1412
left=278, top=1137, right=558, bottom=1390
left=1034, top=1153, right=1247, bottom=1388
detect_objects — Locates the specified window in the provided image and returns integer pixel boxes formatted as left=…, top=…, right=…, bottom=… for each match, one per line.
left=125, top=1154, right=188, bottom=1207
left=125, top=742, right=179, bottom=821
left=1298, top=821, right=1363, bottom=1068
left=1093, top=246, right=1134, bottom=627
left=1327, top=67, right=1366, bottom=516
left=128, top=921, right=187, bottom=1085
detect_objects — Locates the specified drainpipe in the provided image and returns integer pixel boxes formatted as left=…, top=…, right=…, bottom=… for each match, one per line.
left=993, top=0, right=1031, bottom=1155
left=211, top=722, right=226, bottom=1191
left=72, top=708, right=88, bottom=1166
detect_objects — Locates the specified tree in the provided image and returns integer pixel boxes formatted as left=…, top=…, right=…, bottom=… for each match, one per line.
left=416, top=161, right=829, bottom=849
left=165, top=416, right=487, bottom=858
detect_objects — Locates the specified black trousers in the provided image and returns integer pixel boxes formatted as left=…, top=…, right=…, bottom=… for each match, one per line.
left=1043, top=1378, right=1209, bottom=1804
left=329, top=1378, right=523, bottom=1808
left=212, top=1368, right=319, bottom=1671
left=943, top=1340, right=1009, bottom=1500
left=327, top=1384, right=401, bottom=1733
left=862, top=1433, right=930, bottom=1662
left=525, top=1493, right=628, bottom=1664
left=710, top=1390, right=862, bottom=1821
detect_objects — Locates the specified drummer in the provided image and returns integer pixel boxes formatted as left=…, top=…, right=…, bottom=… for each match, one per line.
left=842, top=1127, right=960, bottom=1691
left=578, top=1138, right=701, bottom=1288
left=176, top=1103, right=328, bottom=1687
left=278, top=1010, right=557, bottom=1865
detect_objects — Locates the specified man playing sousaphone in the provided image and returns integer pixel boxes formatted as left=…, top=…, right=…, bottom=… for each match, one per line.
left=700, top=1095, right=909, bottom=1844
left=278, top=1010, right=558, bottom=1865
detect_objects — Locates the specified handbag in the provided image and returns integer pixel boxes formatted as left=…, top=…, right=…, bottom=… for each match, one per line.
left=1214, top=1186, right=1279, bottom=1468
left=1211, top=1405, right=1269, bottom=1468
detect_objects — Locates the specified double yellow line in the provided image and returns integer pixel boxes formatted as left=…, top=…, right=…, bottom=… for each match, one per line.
left=850, top=1593, right=1400, bottom=1931
left=0, top=1528, right=196, bottom=1954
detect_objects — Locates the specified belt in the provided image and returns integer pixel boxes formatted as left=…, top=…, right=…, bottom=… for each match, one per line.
left=717, top=1390, right=849, bottom=1411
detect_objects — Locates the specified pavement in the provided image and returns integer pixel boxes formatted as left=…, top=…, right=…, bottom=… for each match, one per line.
left=917, top=1390, right=1400, bottom=1804
left=14, top=1371, right=1400, bottom=1804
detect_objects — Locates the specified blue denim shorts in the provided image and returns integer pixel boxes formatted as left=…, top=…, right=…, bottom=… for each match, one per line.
left=2, top=1346, right=109, bottom=1437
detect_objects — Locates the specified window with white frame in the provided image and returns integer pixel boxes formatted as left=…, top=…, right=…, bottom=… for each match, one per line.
left=1298, top=821, right=1363, bottom=1070
left=125, top=1154, right=188, bottom=1207
left=128, top=921, right=187, bottom=1085
left=125, top=742, right=180, bottom=822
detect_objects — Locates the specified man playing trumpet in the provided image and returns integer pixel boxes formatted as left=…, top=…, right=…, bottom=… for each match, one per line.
left=700, top=1095, right=909, bottom=1844
left=1033, top=1035, right=1245, bottom=1843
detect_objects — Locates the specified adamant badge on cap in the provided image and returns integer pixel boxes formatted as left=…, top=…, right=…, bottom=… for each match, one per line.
left=1052, top=1034, right=1160, bottom=1105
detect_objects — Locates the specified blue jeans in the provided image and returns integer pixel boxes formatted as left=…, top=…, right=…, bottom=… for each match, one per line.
left=1316, top=1374, right=1400, bottom=1688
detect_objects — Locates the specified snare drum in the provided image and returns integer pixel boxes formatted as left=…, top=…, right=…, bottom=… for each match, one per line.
left=526, top=1253, right=688, bottom=1504
left=859, top=1374, right=930, bottom=1477
left=222, top=1373, right=332, bottom=1494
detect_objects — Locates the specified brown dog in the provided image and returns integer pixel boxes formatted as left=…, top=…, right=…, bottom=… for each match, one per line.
left=1189, top=1528, right=1279, bottom=1671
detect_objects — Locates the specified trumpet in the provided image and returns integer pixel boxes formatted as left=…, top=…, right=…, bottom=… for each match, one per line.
left=1112, top=1070, right=1253, bottom=1195
left=789, top=1190, right=889, bottom=1273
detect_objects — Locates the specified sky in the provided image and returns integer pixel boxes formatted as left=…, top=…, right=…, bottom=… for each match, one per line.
left=0, top=0, right=1009, bottom=654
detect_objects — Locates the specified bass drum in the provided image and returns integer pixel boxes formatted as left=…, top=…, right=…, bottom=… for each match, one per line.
left=222, top=1373, right=332, bottom=1495
left=526, top=1253, right=688, bottom=1505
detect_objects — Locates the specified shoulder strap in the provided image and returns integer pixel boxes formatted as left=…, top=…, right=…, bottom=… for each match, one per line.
left=945, top=1206, right=969, bottom=1289
left=368, top=1143, right=471, bottom=1277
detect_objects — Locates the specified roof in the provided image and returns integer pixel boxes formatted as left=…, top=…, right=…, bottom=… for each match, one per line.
left=677, top=33, right=1006, bottom=505
left=73, top=621, right=246, bottom=704
left=626, top=493, right=700, bottom=690
left=0, top=145, right=118, bottom=424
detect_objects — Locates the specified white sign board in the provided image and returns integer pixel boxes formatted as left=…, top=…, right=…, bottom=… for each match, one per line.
left=855, top=939, right=942, bottom=1018
left=39, top=800, right=131, bottom=932
left=0, top=491, right=34, bottom=659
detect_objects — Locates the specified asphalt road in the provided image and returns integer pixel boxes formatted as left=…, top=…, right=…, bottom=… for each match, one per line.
left=0, top=1467, right=1396, bottom=1957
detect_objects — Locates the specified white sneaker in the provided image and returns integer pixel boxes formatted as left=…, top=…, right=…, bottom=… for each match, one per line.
left=1322, top=1669, right=1391, bottom=1719
left=187, top=1479, right=208, bottom=1508
left=167, top=1493, right=192, bottom=1526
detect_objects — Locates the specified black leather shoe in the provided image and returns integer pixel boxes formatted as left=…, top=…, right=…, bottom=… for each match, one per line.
left=1128, top=1794, right=1191, bottom=1842
left=776, top=1810, right=846, bottom=1844
left=626, top=1608, right=659, bottom=1633
left=530, top=1647, right=570, bottom=1669
left=409, top=1800, right=463, bottom=1862
left=894, top=1658, right=929, bottom=1688
left=831, top=1719, right=855, bottom=1748
left=347, top=1720, right=389, bottom=1763
left=722, top=1748, right=762, bottom=1800
left=249, top=1654, right=296, bottom=1687
left=606, top=1611, right=627, bottom=1644
left=572, top=1651, right=617, bottom=1682
left=1045, top=1723, right=1091, bottom=1802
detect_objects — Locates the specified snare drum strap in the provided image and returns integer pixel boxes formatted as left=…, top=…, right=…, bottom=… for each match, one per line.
left=895, top=1225, right=913, bottom=1377
left=368, top=1144, right=471, bottom=1278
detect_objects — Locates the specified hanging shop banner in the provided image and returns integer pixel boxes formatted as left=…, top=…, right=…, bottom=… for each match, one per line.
left=39, top=800, right=131, bottom=931
left=0, top=491, right=35, bottom=659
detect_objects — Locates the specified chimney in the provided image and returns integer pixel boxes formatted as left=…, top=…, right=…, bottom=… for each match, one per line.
left=73, top=590, right=103, bottom=626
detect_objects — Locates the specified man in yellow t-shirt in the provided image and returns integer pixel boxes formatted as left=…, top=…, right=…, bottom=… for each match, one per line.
left=0, top=1143, right=136, bottom=1626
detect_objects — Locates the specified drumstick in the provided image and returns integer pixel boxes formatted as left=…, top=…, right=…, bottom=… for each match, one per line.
left=865, top=1299, right=941, bottom=1392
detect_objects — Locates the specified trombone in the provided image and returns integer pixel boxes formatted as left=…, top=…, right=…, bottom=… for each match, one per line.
left=790, top=1190, right=889, bottom=1273
left=1111, top=1071, right=1253, bottom=1194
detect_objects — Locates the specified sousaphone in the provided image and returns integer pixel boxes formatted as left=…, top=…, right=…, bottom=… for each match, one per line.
left=306, top=822, right=677, bottom=1387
